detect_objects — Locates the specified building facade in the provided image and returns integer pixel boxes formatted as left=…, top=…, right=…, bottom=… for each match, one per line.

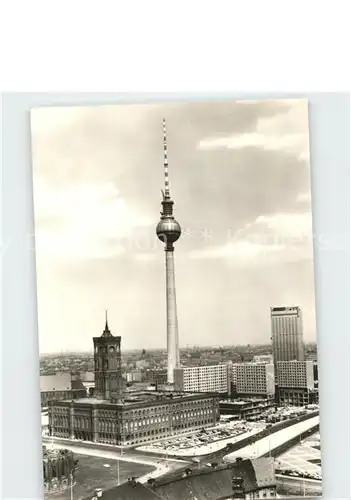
left=233, top=363, right=275, bottom=398
left=174, top=364, right=230, bottom=394
left=277, top=388, right=317, bottom=407
left=276, top=361, right=314, bottom=388
left=48, top=391, right=219, bottom=446
left=145, top=368, right=168, bottom=385
left=305, top=350, right=318, bottom=362
left=125, top=370, right=143, bottom=383
left=276, top=360, right=315, bottom=406
left=271, top=306, right=305, bottom=363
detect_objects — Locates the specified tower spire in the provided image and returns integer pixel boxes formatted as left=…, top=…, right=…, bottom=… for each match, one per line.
left=105, top=309, right=109, bottom=329
left=163, top=118, right=170, bottom=199
left=102, top=309, right=111, bottom=336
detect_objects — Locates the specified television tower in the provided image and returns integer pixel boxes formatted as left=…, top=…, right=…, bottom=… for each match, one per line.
left=156, top=119, right=182, bottom=384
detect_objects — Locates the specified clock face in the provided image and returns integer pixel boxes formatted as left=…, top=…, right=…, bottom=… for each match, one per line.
left=109, top=346, right=115, bottom=352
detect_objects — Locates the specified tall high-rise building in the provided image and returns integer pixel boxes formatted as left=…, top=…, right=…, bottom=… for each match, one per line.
left=93, top=311, right=123, bottom=402
left=156, top=119, right=182, bottom=384
left=270, top=306, right=304, bottom=363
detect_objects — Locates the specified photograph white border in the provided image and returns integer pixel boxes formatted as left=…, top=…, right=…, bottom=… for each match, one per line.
left=1, top=92, right=350, bottom=500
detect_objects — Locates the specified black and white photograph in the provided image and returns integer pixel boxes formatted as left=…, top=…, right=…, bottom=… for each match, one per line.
left=30, top=98, right=322, bottom=499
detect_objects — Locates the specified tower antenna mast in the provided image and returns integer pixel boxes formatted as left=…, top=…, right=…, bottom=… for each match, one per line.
left=163, top=118, right=171, bottom=199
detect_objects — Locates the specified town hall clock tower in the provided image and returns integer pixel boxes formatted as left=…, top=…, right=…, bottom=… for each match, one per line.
left=93, top=312, right=123, bottom=403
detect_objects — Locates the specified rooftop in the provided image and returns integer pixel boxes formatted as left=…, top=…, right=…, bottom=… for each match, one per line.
left=100, top=458, right=276, bottom=500
left=271, top=306, right=300, bottom=313
left=54, top=391, right=217, bottom=408
left=80, top=371, right=95, bottom=382
left=40, top=373, right=71, bottom=392
left=220, top=398, right=272, bottom=406
left=89, top=481, right=159, bottom=500
left=71, top=379, right=86, bottom=391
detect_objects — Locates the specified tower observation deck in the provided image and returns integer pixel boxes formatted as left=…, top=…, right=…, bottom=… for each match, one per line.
left=156, top=119, right=181, bottom=384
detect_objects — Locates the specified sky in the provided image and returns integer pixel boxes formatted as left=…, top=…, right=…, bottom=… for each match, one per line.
left=30, top=99, right=317, bottom=354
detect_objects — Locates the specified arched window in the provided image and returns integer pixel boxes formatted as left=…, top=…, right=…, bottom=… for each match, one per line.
left=51, top=460, right=57, bottom=478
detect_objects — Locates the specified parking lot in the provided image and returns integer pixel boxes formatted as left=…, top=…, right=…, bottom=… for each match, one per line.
left=138, top=421, right=265, bottom=457
left=264, top=406, right=318, bottom=424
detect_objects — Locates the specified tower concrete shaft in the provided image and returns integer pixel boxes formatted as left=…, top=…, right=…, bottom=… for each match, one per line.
left=156, top=118, right=182, bottom=384
left=165, top=248, right=180, bottom=382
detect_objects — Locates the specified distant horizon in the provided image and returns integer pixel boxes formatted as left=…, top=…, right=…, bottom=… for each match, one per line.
left=39, top=340, right=317, bottom=358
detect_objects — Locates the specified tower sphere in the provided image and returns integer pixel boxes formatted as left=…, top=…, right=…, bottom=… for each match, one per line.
left=156, top=219, right=181, bottom=244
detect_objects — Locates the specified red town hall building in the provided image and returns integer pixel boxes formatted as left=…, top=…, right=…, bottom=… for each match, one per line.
left=48, top=320, right=219, bottom=446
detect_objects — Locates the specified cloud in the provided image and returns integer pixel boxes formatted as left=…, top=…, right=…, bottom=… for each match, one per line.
left=188, top=240, right=285, bottom=261
left=34, top=178, right=154, bottom=260
left=188, top=211, right=313, bottom=264
left=252, top=212, right=313, bottom=240
left=197, top=100, right=310, bottom=161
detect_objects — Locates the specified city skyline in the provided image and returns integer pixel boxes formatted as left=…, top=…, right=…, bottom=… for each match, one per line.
left=39, top=339, right=318, bottom=357
left=31, top=99, right=316, bottom=354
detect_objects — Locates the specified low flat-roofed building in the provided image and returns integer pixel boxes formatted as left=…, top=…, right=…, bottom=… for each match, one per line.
left=219, top=397, right=275, bottom=421
left=253, top=355, right=273, bottom=364
left=41, top=373, right=87, bottom=407
left=40, top=373, right=72, bottom=407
